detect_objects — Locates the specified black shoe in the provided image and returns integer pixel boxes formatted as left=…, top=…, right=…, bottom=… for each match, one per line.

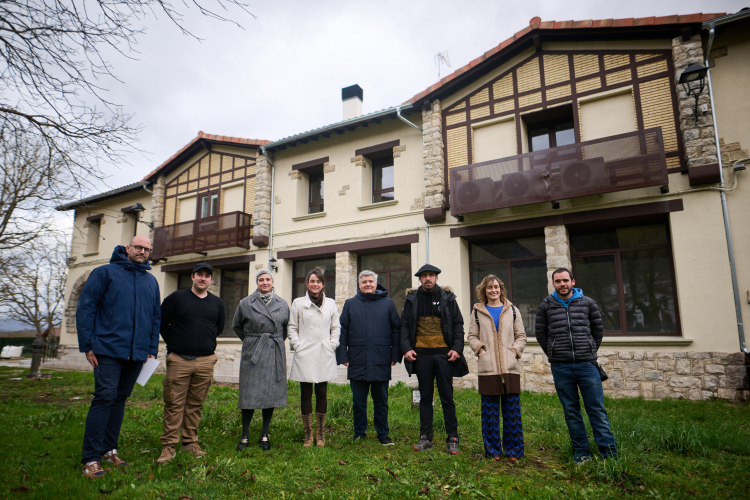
left=379, top=437, right=394, bottom=446
left=237, top=437, right=249, bottom=451
left=259, top=434, right=270, bottom=451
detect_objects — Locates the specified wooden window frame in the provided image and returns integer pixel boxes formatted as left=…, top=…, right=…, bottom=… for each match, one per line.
left=308, top=171, right=324, bottom=214
left=570, top=225, right=681, bottom=337
left=372, top=158, right=395, bottom=203
left=356, top=254, right=410, bottom=301
left=198, top=190, right=220, bottom=219
left=527, top=115, right=575, bottom=152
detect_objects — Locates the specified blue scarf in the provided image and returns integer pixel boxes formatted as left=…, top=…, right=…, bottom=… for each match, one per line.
left=553, top=288, right=583, bottom=308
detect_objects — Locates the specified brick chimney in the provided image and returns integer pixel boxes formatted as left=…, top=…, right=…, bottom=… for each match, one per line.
left=342, top=84, right=363, bottom=120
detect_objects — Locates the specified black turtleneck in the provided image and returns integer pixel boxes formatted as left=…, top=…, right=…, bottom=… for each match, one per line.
left=417, top=285, right=441, bottom=318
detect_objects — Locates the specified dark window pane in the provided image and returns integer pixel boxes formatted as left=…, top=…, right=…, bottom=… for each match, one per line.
left=555, top=122, right=575, bottom=147
left=294, top=258, right=336, bottom=278
left=309, top=203, right=324, bottom=214
left=529, top=127, right=550, bottom=152
left=223, top=270, right=249, bottom=285
left=471, top=237, right=546, bottom=261
left=574, top=255, right=621, bottom=331
left=178, top=274, right=193, bottom=290
left=510, top=259, right=548, bottom=336
left=373, top=190, right=395, bottom=203
left=471, top=263, right=509, bottom=303
left=389, top=270, right=411, bottom=313
left=211, top=194, right=218, bottom=217
left=360, top=252, right=411, bottom=271
left=621, top=249, right=677, bottom=333
left=571, top=224, right=668, bottom=252
left=310, top=178, right=324, bottom=203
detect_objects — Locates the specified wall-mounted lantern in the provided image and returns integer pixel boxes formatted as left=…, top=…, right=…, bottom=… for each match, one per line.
left=678, top=63, right=709, bottom=125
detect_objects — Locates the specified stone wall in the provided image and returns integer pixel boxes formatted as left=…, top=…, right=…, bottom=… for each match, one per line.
left=517, top=348, right=749, bottom=401
left=334, top=251, right=358, bottom=313
left=253, top=153, right=273, bottom=242
left=150, top=175, right=166, bottom=239
left=544, top=225, right=572, bottom=293
left=672, top=34, right=718, bottom=167
left=422, top=100, right=445, bottom=209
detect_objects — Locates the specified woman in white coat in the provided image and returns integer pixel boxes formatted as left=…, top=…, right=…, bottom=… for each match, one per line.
left=288, top=267, right=341, bottom=447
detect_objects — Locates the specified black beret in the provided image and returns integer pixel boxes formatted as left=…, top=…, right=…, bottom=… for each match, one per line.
left=414, top=264, right=441, bottom=277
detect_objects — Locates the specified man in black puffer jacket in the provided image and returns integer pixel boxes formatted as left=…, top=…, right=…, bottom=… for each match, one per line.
left=336, top=271, right=401, bottom=445
left=535, top=268, right=617, bottom=463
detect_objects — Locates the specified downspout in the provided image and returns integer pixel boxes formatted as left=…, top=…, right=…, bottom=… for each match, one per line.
left=259, top=145, right=276, bottom=263
left=704, top=27, right=748, bottom=354
left=142, top=182, right=152, bottom=194
left=397, top=103, right=430, bottom=263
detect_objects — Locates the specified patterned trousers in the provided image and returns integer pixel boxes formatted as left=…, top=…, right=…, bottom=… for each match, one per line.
left=481, top=394, right=524, bottom=458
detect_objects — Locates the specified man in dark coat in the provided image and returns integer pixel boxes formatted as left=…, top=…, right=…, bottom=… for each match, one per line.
left=336, top=270, right=401, bottom=445
left=76, top=236, right=161, bottom=478
left=400, top=264, right=468, bottom=455
left=535, top=267, right=617, bottom=463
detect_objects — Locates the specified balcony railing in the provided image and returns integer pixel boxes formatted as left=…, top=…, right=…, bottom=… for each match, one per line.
left=151, top=211, right=252, bottom=259
left=450, top=128, right=669, bottom=216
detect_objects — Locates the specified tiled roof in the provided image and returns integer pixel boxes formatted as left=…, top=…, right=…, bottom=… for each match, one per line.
left=55, top=181, right=150, bottom=211
left=141, top=131, right=271, bottom=182
left=405, top=13, right=726, bottom=105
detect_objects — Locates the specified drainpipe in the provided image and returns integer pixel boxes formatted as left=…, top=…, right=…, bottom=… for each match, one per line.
left=704, top=28, right=748, bottom=354
left=142, top=182, right=152, bottom=194
left=397, top=104, right=430, bottom=263
left=259, top=145, right=276, bottom=264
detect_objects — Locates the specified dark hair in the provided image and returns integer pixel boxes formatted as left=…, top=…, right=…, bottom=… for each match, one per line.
left=552, top=268, right=574, bottom=281
left=305, top=267, right=325, bottom=285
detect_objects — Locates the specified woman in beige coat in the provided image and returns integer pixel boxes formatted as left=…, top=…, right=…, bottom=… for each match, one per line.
left=288, top=267, right=341, bottom=447
left=467, top=274, right=527, bottom=461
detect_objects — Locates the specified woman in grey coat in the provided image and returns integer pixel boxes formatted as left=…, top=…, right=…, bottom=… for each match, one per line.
left=232, top=269, right=290, bottom=451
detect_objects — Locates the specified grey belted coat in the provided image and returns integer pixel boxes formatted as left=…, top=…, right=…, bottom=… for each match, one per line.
left=232, top=290, right=290, bottom=409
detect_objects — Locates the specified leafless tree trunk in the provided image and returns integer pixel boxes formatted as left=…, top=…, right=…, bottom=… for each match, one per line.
left=0, top=233, right=68, bottom=337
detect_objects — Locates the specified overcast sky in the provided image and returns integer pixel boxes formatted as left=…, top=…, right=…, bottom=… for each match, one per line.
left=84, top=0, right=745, bottom=194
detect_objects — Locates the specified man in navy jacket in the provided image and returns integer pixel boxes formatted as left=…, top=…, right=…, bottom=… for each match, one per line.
left=336, top=270, right=401, bottom=445
left=76, top=236, right=161, bottom=478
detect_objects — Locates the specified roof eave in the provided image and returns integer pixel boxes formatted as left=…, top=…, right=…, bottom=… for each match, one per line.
left=55, top=181, right=149, bottom=211
left=703, top=9, right=750, bottom=30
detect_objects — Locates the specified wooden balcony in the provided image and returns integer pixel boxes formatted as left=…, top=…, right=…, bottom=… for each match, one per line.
left=151, top=211, right=252, bottom=259
left=449, top=128, right=669, bottom=216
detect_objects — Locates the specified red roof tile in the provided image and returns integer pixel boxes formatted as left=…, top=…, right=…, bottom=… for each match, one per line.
left=405, top=12, right=726, bottom=105
left=141, top=131, right=271, bottom=182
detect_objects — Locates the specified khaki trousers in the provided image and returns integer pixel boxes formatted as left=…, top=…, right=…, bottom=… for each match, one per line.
left=161, top=352, right=217, bottom=447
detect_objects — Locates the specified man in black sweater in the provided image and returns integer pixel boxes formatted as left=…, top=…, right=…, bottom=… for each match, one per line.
left=157, top=263, right=225, bottom=464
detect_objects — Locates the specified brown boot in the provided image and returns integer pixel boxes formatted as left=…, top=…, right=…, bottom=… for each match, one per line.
left=302, top=413, right=314, bottom=447
left=315, top=412, right=326, bottom=447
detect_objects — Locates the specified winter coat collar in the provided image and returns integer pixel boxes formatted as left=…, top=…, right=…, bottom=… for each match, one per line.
left=299, top=292, right=329, bottom=309
left=551, top=288, right=584, bottom=308
left=355, top=283, right=389, bottom=302
left=473, top=299, right=511, bottom=318
left=249, top=289, right=282, bottom=323
left=110, top=245, right=151, bottom=273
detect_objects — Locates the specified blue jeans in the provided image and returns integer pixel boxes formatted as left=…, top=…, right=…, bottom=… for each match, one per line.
left=81, top=354, right=141, bottom=464
left=550, top=361, right=617, bottom=460
left=350, top=380, right=389, bottom=440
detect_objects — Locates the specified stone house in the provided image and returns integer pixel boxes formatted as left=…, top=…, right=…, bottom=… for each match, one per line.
left=53, top=11, right=750, bottom=401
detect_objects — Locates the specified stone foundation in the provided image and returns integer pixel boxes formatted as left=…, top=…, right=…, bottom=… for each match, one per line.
left=44, top=344, right=750, bottom=401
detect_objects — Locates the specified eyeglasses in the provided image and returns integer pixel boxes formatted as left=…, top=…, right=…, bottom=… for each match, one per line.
left=131, top=245, right=151, bottom=254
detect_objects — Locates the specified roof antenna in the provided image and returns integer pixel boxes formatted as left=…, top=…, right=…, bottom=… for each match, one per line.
left=435, top=51, right=451, bottom=80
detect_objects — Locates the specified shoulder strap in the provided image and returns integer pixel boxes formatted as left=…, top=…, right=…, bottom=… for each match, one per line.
left=474, top=308, right=479, bottom=326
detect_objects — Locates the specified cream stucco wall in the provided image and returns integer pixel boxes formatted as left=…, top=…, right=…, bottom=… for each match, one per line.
left=706, top=22, right=750, bottom=351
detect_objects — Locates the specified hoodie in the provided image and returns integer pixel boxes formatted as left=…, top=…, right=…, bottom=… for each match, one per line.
left=552, top=288, right=584, bottom=308
left=76, top=246, right=161, bottom=361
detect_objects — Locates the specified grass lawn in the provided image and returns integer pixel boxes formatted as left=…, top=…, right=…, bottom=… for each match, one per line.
left=0, top=366, right=748, bottom=499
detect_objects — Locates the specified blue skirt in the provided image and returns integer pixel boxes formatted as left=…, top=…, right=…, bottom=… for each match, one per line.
left=481, top=394, right=524, bottom=459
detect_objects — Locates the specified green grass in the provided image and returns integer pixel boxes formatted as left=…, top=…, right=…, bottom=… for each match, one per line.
left=0, top=366, right=748, bottom=499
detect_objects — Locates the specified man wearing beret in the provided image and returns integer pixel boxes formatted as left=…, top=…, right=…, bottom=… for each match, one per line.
left=400, top=264, right=469, bottom=455
left=157, top=263, right=225, bottom=464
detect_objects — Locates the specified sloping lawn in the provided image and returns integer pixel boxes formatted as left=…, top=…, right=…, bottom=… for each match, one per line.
left=0, top=366, right=748, bottom=499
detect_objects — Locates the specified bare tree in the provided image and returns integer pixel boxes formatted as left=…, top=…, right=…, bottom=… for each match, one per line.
left=0, top=233, right=68, bottom=337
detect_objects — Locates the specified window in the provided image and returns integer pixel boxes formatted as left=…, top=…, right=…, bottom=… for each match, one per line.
left=473, top=117, right=517, bottom=163
left=177, top=274, right=193, bottom=290
left=85, top=215, right=102, bottom=254
left=309, top=172, right=324, bottom=214
left=571, top=223, right=679, bottom=335
left=359, top=252, right=411, bottom=312
left=372, top=158, right=395, bottom=203
left=200, top=192, right=219, bottom=219
left=469, top=237, right=548, bottom=336
left=221, top=183, right=244, bottom=214
left=293, top=258, right=336, bottom=299
left=220, top=269, right=249, bottom=337
left=528, top=119, right=575, bottom=152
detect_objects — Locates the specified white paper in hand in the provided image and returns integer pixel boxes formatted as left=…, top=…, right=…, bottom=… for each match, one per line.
left=136, top=358, right=161, bottom=387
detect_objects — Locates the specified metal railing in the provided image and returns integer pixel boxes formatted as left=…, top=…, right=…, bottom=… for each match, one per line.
left=450, top=128, right=669, bottom=215
left=152, top=211, right=252, bottom=259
